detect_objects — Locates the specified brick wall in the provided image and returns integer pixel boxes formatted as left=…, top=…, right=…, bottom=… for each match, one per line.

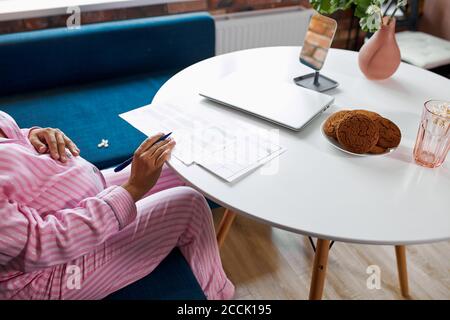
left=419, top=0, right=450, bottom=40
left=0, top=0, right=361, bottom=50
left=0, top=1, right=310, bottom=33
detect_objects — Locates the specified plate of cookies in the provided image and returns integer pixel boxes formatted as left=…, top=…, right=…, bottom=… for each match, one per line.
left=321, top=109, right=401, bottom=156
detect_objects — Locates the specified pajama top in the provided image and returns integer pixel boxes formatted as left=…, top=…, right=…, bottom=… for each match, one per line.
left=0, top=111, right=137, bottom=299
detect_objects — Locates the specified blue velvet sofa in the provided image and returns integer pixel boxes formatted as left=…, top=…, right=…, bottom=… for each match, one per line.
left=0, top=12, right=216, bottom=300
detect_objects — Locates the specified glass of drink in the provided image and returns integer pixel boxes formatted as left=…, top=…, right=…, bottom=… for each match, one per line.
left=413, top=100, right=449, bottom=168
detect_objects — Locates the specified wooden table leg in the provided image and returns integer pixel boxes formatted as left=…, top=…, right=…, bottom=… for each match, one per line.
left=309, top=238, right=331, bottom=300
left=395, top=245, right=410, bottom=298
left=216, top=209, right=236, bottom=249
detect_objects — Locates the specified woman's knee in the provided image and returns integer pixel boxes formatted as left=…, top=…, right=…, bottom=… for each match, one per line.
left=136, top=187, right=211, bottom=226
left=170, top=187, right=211, bottom=222
left=178, top=187, right=209, bottom=210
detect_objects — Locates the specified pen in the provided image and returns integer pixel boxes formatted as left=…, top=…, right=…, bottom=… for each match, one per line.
left=113, top=132, right=173, bottom=172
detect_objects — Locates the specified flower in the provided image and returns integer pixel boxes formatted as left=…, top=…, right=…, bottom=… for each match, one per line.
left=366, top=4, right=382, bottom=16
left=362, top=4, right=383, bottom=32
left=360, top=14, right=382, bottom=32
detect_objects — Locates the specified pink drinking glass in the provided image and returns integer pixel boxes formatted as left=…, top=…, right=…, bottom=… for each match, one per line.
left=413, top=100, right=449, bottom=168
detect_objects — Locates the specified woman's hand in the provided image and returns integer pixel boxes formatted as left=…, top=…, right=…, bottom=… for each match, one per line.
left=122, top=133, right=176, bottom=202
left=29, top=128, right=80, bottom=163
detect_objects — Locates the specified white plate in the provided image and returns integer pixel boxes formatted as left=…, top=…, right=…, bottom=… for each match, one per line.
left=321, top=120, right=396, bottom=156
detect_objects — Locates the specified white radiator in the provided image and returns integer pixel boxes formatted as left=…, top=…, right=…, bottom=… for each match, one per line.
left=214, top=7, right=315, bottom=55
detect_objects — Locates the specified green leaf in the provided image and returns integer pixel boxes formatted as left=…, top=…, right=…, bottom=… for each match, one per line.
left=354, top=0, right=373, bottom=18
left=310, top=0, right=334, bottom=14
left=333, top=0, right=354, bottom=10
left=309, top=0, right=351, bottom=14
left=309, top=0, right=386, bottom=32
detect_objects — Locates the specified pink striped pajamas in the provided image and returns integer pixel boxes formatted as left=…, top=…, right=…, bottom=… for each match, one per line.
left=0, top=111, right=234, bottom=300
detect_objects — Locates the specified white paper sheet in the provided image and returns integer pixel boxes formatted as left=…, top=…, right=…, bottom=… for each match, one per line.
left=120, top=103, right=286, bottom=182
left=196, top=138, right=286, bottom=182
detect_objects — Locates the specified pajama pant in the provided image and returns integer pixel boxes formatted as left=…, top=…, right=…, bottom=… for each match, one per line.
left=24, top=166, right=234, bottom=300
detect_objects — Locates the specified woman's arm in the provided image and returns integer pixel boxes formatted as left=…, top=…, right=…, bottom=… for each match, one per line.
left=0, top=186, right=136, bottom=273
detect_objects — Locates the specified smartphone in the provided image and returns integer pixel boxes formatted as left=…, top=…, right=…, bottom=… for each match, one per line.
left=300, top=14, right=337, bottom=71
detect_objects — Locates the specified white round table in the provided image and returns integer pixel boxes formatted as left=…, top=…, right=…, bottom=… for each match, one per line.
left=154, top=47, right=450, bottom=299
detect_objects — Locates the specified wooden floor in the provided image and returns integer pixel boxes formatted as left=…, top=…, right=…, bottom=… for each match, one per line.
left=212, top=208, right=450, bottom=300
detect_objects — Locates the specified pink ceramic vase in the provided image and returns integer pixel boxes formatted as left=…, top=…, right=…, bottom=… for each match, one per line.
left=358, top=17, right=401, bottom=80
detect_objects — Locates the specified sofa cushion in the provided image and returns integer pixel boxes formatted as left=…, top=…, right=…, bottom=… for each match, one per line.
left=104, top=248, right=206, bottom=300
left=0, top=71, right=174, bottom=169
left=0, top=12, right=215, bottom=96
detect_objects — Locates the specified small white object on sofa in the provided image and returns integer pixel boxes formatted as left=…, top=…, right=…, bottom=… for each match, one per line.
left=396, top=31, right=450, bottom=69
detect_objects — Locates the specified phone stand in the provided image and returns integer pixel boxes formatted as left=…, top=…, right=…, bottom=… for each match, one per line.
left=293, top=71, right=339, bottom=92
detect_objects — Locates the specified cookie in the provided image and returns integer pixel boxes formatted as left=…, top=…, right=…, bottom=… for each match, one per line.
left=336, top=113, right=379, bottom=154
left=374, top=117, right=401, bottom=148
left=323, top=110, right=350, bottom=139
left=368, top=145, right=387, bottom=154
left=353, top=109, right=382, bottom=121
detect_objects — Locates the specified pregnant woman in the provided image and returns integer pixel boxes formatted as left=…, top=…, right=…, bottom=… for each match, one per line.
left=0, top=111, right=234, bottom=300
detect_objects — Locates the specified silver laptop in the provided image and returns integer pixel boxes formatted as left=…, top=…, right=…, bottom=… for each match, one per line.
left=199, top=72, right=334, bottom=131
